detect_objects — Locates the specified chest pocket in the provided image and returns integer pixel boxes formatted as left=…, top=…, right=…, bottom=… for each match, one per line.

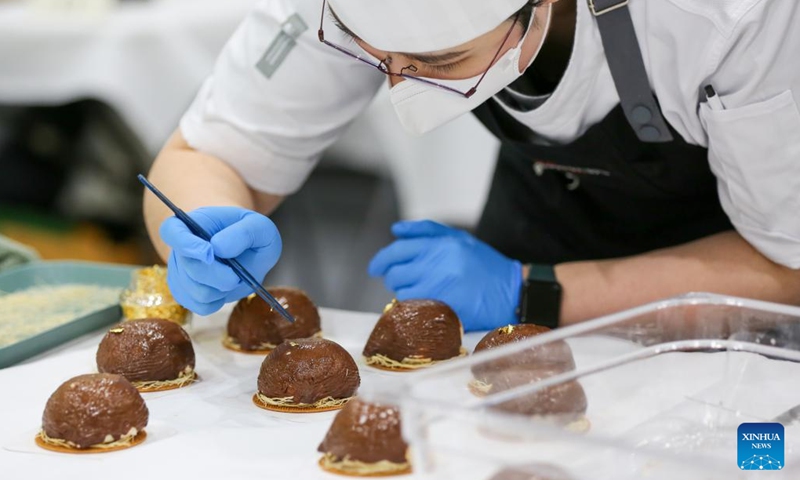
left=700, top=90, right=800, bottom=238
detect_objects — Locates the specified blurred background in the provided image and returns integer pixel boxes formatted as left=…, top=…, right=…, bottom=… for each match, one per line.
left=0, top=0, right=499, bottom=312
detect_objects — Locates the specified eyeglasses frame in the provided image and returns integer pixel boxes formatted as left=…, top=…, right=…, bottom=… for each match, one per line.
left=317, top=0, right=524, bottom=99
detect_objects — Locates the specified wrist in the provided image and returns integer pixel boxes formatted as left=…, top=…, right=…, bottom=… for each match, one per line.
left=521, top=263, right=531, bottom=280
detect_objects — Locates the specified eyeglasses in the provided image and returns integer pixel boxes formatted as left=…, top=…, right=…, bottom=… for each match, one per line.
left=317, top=0, right=522, bottom=99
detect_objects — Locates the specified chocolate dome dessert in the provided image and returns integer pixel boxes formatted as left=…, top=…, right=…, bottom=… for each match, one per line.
left=488, top=367, right=588, bottom=423
left=254, top=337, right=360, bottom=412
left=224, top=287, right=321, bottom=353
left=363, top=299, right=464, bottom=370
left=96, top=318, right=196, bottom=392
left=474, top=324, right=553, bottom=352
left=471, top=324, right=575, bottom=395
left=37, top=373, right=148, bottom=453
left=318, top=398, right=410, bottom=476
left=488, top=464, right=575, bottom=480
left=471, top=325, right=588, bottom=431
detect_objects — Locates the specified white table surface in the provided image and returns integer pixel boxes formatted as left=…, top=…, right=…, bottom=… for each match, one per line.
left=0, top=305, right=486, bottom=480
left=5, top=303, right=800, bottom=479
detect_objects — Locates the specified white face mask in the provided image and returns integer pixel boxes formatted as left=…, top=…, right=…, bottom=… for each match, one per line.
left=389, top=5, right=551, bottom=135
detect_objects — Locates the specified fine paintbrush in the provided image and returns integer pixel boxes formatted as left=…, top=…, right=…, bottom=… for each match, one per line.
left=137, top=174, right=294, bottom=323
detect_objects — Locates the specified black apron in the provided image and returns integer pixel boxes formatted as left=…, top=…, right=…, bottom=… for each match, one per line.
left=473, top=0, right=732, bottom=264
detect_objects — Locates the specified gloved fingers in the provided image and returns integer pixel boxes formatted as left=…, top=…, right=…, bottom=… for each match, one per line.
left=235, top=248, right=281, bottom=279
left=368, top=238, right=431, bottom=277
left=171, top=267, right=229, bottom=305
left=391, top=220, right=461, bottom=239
left=210, top=213, right=282, bottom=259
left=160, top=216, right=213, bottom=263
left=383, top=262, right=425, bottom=291
left=189, top=206, right=250, bottom=233
left=167, top=254, right=229, bottom=311
left=180, top=256, right=242, bottom=292
left=222, top=283, right=257, bottom=305
left=394, top=284, right=436, bottom=302
left=460, top=315, right=498, bottom=333
left=393, top=270, right=450, bottom=300
left=189, top=298, right=227, bottom=316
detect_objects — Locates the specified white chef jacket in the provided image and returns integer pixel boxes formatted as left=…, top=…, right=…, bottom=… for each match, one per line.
left=180, top=0, right=800, bottom=268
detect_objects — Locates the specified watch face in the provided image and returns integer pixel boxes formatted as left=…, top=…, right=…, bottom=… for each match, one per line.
left=523, top=280, right=562, bottom=328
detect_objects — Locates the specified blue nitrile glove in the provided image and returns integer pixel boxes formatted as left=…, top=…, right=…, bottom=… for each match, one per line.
left=368, top=220, right=522, bottom=332
left=159, top=206, right=282, bottom=315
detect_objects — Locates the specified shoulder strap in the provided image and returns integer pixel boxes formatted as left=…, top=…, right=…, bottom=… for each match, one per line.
left=590, top=0, right=673, bottom=142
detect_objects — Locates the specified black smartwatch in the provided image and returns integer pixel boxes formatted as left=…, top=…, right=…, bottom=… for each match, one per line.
left=517, top=263, right=562, bottom=329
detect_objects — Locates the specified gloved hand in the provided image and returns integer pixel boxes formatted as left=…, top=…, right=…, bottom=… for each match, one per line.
left=368, top=220, right=522, bottom=332
left=159, top=206, right=282, bottom=315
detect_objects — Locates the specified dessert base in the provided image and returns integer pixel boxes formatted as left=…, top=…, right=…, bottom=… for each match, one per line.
left=318, top=453, right=411, bottom=477
left=364, top=347, right=467, bottom=372
left=35, top=430, right=147, bottom=454
left=252, top=392, right=352, bottom=413
left=134, top=369, right=197, bottom=393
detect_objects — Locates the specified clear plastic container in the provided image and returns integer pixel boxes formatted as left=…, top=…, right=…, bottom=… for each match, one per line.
left=119, top=265, right=191, bottom=328
left=366, top=293, right=800, bottom=479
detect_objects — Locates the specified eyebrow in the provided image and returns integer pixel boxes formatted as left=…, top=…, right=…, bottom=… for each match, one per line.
left=329, top=8, right=359, bottom=40
left=403, top=50, right=469, bottom=64
left=329, top=7, right=470, bottom=65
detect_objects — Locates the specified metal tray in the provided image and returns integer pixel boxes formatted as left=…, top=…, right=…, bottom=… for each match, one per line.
left=0, top=260, right=135, bottom=369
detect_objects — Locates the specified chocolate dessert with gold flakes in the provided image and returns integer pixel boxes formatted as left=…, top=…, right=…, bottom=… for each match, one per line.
left=471, top=325, right=589, bottom=431
left=36, top=373, right=148, bottom=453
left=96, top=318, right=196, bottom=392
left=318, top=398, right=411, bottom=476
left=363, top=299, right=465, bottom=371
left=470, top=324, right=574, bottom=395
left=253, top=337, right=360, bottom=413
left=224, top=287, right=321, bottom=353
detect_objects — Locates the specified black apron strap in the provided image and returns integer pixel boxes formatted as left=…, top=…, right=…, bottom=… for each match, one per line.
left=589, top=0, right=673, bottom=143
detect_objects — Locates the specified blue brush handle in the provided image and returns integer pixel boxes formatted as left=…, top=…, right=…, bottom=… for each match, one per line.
left=137, top=174, right=295, bottom=323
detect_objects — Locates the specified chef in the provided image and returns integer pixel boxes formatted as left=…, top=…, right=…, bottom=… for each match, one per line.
left=144, top=0, right=800, bottom=331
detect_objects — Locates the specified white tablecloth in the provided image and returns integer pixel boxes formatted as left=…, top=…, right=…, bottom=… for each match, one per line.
left=3, top=303, right=800, bottom=479
left=0, top=305, right=485, bottom=480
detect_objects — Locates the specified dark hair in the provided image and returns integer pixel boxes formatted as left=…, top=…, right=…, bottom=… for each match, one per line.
left=512, top=0, right=546, bottom=29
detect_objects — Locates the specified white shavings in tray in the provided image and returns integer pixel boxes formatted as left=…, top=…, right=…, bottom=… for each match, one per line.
left=0, top=284, right=122, bottom=348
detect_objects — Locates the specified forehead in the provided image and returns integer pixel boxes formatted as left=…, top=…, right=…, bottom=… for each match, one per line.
left=326, top=0, right=526, bottom=53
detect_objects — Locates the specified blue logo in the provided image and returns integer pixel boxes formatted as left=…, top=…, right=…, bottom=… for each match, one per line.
left=738, top=423, right=784, bottom=470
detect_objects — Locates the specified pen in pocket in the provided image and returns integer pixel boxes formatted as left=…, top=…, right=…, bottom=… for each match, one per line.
left=704, top=85, right=726, bottom=110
